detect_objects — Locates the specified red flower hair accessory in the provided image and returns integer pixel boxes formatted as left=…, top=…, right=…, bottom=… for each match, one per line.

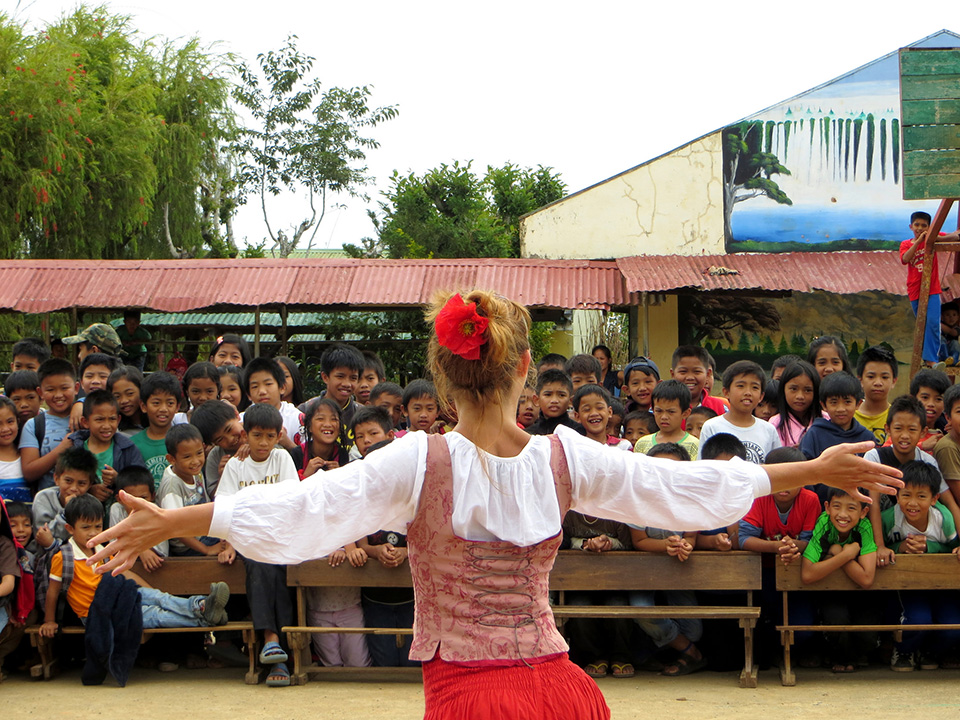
left=435, top=293, right=489, bottom=360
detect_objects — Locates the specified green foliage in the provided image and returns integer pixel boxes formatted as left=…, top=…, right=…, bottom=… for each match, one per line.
left=529, top=321, right=554, bottom=363
left=231, top=35, right=397, bottom=257
left=0, top=5, right=238, bottom=259
left=348, top=161, right=565, bottom=259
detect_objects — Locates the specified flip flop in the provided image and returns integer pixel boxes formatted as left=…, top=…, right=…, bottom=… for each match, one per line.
left=611, top=662, right=635, bottom=678
left=265, top=662, right=291, bottom=687
left=584, top=661, right=608, bottom=678
left=259, top=641, right=288, bottom=665
left=661, top=650, right=707, bottom=677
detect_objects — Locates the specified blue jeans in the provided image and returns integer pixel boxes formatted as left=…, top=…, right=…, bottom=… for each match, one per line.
left=896, top=590, right=960, bottom=655
left=362, top=597, right=419, bottom=667
left=628, top=590, right=701, bottom=648
left=140, top=588, right=205, bottom=629
left=911, top=295, right=942, bottom=363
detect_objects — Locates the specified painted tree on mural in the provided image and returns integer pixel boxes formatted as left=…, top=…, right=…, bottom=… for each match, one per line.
left=722, top=122, right=792, bottom=240
left=678, top=294, right=781, bottom=346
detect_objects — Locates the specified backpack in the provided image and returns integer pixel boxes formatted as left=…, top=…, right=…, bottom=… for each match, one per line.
left=33, top=540, right=74, bottom=621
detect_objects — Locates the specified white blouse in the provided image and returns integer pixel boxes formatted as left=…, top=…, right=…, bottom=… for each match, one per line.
left=209, top=425, right=770, bottom=566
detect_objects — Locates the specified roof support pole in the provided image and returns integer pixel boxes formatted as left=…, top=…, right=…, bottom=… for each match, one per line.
left=642, top=292, right=650, bottom=358
left=627, top=298, right=641, bottom=359
left=254, top=306, right=261, bottom=358
left=41, top=313, right=51, bottom=347
left=70, top=307, right=78, bottom=336
left=280, top=305, right=288, bottom=356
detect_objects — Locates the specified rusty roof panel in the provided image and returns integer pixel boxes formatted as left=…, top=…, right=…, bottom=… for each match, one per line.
left=287, top=262, right=357, bottom=306
left=0, top=266, right=41, bottom=310
left=616, top=251, right=907, bottom=296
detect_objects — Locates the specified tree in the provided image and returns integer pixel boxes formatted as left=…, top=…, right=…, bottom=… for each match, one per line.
left=678, top=294, right=782, bottom=346
left=722, top=122, right=792, bottom=240
left=0, top=6, right=238, bottom=259
left=346, top=161, right=565, bottom=259
left=231, top=35, right=397, bottom=257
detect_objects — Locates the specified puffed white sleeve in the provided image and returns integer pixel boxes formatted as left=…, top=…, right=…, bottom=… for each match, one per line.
left=208, top=432, right=425, bottom=564
left=555, top=425, right=771, bottom=532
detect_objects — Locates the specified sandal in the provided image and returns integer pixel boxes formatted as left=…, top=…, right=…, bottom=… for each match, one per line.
left=259, top=641, right=288, bottom=665
left=584, top=661, right=609, bottom=678
left=610, top=662, right=635, bottom=678
left=831, top=663, right=855, bottom=674
left=265, top=662, right=291, bottom=687
left=661, top=642, right=707, bottom=677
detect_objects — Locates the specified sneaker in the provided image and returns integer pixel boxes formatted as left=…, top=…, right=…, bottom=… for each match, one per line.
left=891, top=649, right=915, bottom=672
left=202, top=582, right=230, bottom=625
left=918, top=652, right=939, bottom=671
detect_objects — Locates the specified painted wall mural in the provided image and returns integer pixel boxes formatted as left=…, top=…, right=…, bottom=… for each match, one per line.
left=723, top=30, right=960, bottom=253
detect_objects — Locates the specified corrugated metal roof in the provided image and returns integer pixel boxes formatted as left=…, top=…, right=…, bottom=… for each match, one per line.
left=0, top=258, right=637, bottom=313
left=616, top=251, right=912, bottom=295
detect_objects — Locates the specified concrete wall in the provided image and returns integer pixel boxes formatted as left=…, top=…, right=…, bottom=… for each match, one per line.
left=521, top=133, right=725, bottom=259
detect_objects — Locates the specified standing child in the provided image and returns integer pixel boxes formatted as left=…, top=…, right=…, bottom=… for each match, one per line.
left=276, top=357, right=305, bottom=408
left=940, top=301, right=960, bottom=363
left=4, top=370, right=41, bottom=446
left=564, top=354, right=602, bottom=392
left=209, top=334, right=252, bottom=368
left=10, top=337, right=49, bottom=373
left=399, top=380, right=443, bottom=435
left=218, top=364, right=248, bottom=412
left=116, top=309, right=151, bottom=371
left=634, top=380, right=698, bottom=458
left=770, top=355, right=804, bottom=382
left=32, top=447, right=97, bottom=545
left=807, top=336, right=852, bottom=379
left=356, top=351, right=385, bottom=406
left=516, top=382, right=540, bottom=429
left=801, top=488, right=879, bottom=673
left=754, top=381, right=779, bottom=422
left=697, top=361, right=780, bottom=464
left=177, top=362, right=221, bottom=423
left=0, top=397, right=27, bottom=502
left=620, top=356, right=660, bottom=416
left=130, top=372, right=183, bottom=489
left=369, top=382, right=404, bottom=430
left=191, top=400, right=245, bottom=500
left=910, top=368, right=950, bottom=452
left=157, top=425, right=218, bottom=557
left=607, top=398, right=625, bottom=439
left=108, top=366, right=145, bottom=436
left=670, top=346, right=729, bottom=417
left=572, top=385, right=632, bottom=450
left=351, top=407, right=396, bottom=458
left=243, top=357, right=303, bottom=450
left=314, top=343, right=364, bottom=451
left=900, top=210, right=960, bottom=366
left=525, top=369, right=579, bottom=435
left=854, top=346, right=898, bottom=445
left=882, top=462, right=960, bottom=671
left=621, top=410, right=652, bottom=447
left=685, top=406, right=717, bottom=440
left=934, top=384, right=960, bottom=510
left=20, top=358, right=79, bottom=494
left=769, top=361, right=820, bottom=448
left=292, top=398, right=351, bottom=478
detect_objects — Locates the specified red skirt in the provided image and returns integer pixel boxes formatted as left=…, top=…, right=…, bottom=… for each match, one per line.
left=422, top=653, right=610, bottom=720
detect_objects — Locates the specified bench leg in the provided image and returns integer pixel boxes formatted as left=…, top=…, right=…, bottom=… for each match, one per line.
left=287, top=631, right=310, bottom=686
left=739, top=619, right=759, bottom=689
left=29, top=634, right=58, bottom=680
left=779, top=629, right=796, bottom=687
left=242, top=628, right=259, bottom=685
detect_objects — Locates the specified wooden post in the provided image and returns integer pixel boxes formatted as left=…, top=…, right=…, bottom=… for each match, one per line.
left=628, top=301, right=641, bottom=359
left=254, top=307, right=261, bottom=358
left=280, top=305, right=288, bottom=356
left=41, top=313, right=51, bottom=346
left=642, top=292, right=651, bottom=358
left=910, top=198, right=954, bottom=378
left=70, top=307, right=78, bottom=335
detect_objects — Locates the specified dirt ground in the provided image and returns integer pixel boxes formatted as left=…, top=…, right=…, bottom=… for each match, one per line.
left=4, top=666, right=960, bottom=719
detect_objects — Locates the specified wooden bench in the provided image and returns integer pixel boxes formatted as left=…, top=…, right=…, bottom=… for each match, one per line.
left=776, top=554, right=960, bottom=685
left=283, top=550, right=763, bottom=688
left=26, top=557, right=259, bottom=683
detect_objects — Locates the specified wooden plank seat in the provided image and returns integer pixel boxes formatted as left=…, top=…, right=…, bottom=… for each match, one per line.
left=283, top=551, right=763, bottom=688
left=775, top=554, right=960, bottom=685
left=25, top=557, right=259, bottom=683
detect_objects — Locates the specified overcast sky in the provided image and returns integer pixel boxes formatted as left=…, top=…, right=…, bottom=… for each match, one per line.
left=14, top=1, right=960, bottom=253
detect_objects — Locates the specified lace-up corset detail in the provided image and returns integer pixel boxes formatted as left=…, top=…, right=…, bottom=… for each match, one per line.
left=406, top=434, right=572, bottom=664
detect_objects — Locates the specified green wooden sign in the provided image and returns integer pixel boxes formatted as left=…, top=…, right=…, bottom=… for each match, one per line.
left=900, top=48, right=960, bottom=200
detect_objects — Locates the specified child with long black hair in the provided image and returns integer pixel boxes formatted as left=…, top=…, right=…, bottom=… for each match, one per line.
left=770, top=361, right=821, bottom=448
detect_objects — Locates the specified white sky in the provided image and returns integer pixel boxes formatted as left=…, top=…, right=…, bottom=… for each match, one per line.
left=13, top=0, right=960, bottom=253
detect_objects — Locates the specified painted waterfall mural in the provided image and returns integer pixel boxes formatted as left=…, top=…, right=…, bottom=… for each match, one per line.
left=723, top=30, right=960, bottom=252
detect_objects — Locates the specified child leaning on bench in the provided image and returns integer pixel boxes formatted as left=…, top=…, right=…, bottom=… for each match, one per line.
left=883, top=461, right=960, bottom=672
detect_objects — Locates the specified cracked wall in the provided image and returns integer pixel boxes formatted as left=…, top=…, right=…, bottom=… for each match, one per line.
left=521, top=132, right=725, bottom=259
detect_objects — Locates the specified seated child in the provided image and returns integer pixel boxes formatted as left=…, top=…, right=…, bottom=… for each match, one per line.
left=881, top=461, right=960, bottom=671
left=754, top=380, right=779, bottom=422
left=131, top=372, right=183, bottom=489
left=670, top=345, right=728, bottom=417
left=769, top=361, right=819, bottom=448
left=854, top=346, right=898, bottom=445
left=911, top=368, right=951, bottom=452
left=935, top=384, right=960, bottom=509
left=110, top=467, right=169, bottom=571
left=39, top=494, right=230, bottom=638
left=0, top=501, right=21, bottom=656
left=356, top=351, right=385, bottom=406
left=621, top=410, right=654, bottom=448
left=565, top=354, right=602, bottom=391
left=292, top=399, right=351, bottom=478
left=516, top=382, right=540, bottom=429
left=10, top=337, right=49, bottom=373
left=573, top=385, right=632, bottom=450
left=3, top=370, right=40, bottom=447
left=685, top=406, right=717, bottom=440
left=314, top=343, right=364, bottom=451
left=695, top=434, right=750, bottom=551
left=525, top=369, right=580, bottom=435
left=21, top=358, right=79, bottom=494
left=352, top=407, right=395, bottom=458
left=369, top=382, right=404, bottom=430
left=32, top=447, right=97, bottom=546
left=629, top=442, right=705, bottom=677
left=108, top=366, right=145, bottom=436
left=215, top=403, right=298, bottom=687
left=801, top=487, right=878, bottom=673
left=6, top=501, right=37, bottom=561
left=69, top=390, right=145, bottom=506
left=698, top=361, right=780, bottom=464
left=243, top=357, right=303, bottom=449
left=191, top=400, right=244, bottom=499
left=621, top=356, right=659, bottom=416
left=634, top=380, right=698, bottom=458
left=0, top=397, right=27, bottom=502
left=940, top=301, right=960, bottom=364
left=157, top=425, right=218, bottom=557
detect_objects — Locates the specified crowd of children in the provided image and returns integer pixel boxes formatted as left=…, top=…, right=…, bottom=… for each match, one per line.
left=1, top=311, right=960, bottom=686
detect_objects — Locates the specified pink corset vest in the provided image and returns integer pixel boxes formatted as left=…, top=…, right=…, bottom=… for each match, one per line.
left=406, top=434, right=572, bottom=664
